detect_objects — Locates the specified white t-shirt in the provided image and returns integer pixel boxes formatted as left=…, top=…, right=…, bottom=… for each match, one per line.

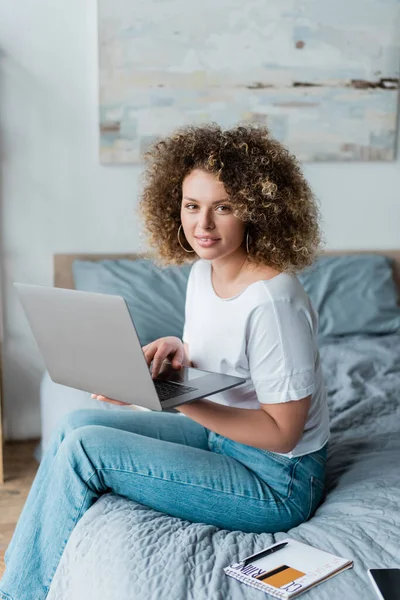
left=182, top=259, right=330, bottom=458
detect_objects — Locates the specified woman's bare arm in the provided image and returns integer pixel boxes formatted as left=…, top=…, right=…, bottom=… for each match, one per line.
left=178, top=342, right=310, bottom=453
left=176, top=395, right=311, bottom=454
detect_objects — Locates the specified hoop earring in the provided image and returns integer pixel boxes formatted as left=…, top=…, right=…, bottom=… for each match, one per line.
left=246, top=231, right=250, bottom=254
left=177, top=224, right=195, bottom=253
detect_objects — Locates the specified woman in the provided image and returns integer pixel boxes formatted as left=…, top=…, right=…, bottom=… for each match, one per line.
left=0, top=124, right=329, bottom=600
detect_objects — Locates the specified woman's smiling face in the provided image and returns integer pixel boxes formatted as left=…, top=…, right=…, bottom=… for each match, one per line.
left=180, top=169, right=246, bottom=260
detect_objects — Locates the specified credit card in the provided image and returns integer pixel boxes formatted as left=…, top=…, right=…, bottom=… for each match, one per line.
left=255, top=564, right=305, bottom=588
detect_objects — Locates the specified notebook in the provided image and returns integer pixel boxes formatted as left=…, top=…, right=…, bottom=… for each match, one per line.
left=224, top=538, right=353, bottom=598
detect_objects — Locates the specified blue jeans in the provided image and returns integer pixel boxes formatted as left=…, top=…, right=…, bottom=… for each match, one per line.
left=0, top=409, right=327, bottom=600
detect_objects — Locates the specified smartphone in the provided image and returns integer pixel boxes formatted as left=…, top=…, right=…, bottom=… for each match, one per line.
left=368, top=568, right=400, bottom=600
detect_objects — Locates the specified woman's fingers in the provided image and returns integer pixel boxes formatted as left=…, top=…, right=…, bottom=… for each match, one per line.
left=171, top=346, right=184, bottom=370
left=142, top=338, right=185, bottom=375
left=142, top=344, right=156, bottom=367
left=150, top=343, right=185, bottom=378
left=151, top=355, right=164, bottom=379
left=91, top=394, right=129, bottom=406
left=151, top=341, right=171, bottom=378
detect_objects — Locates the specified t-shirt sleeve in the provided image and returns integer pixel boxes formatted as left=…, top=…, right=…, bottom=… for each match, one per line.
left=246, top=300, right=316, bottom=404
left=182, top=321, right=189, bottom=344
left=182, top=262, right=196, bottom=344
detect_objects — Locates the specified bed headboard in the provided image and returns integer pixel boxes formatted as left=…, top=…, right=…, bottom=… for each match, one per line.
left=53, top=249, right=400, bottom=296
left=54, top=253, right=152, bottom=289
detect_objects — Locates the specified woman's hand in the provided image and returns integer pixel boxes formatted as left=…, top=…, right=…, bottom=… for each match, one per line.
left=91, top=336, right=186, bottom=405
left=91, top=394, right=129, bottom=406
left=142, top=336, right=186, bottom=378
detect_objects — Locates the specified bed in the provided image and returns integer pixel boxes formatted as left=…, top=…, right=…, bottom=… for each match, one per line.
left=44, top=250, right=400, bottom=600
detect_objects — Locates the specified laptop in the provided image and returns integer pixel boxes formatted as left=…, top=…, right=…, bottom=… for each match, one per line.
left=14, top=283, right=245, bottom=411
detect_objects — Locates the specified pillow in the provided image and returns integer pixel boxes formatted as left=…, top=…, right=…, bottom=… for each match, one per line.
left=298, top=254, right=400, bottom=337
left=72, top=259, right=192, bottom=346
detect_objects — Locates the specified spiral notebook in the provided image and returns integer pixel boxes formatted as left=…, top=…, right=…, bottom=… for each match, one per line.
left=224, top=538, right=353, bottom=598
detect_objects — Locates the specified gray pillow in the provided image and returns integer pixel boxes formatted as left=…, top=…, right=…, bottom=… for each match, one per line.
left=298, top=254, right=400, bottom=337
left=72, top=259, right=192, bottom=346
left=73, top=254, right=400, bottom=346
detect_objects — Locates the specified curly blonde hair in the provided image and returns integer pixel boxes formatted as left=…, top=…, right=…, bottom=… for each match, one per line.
left=139, top=123, right=323, bottom=273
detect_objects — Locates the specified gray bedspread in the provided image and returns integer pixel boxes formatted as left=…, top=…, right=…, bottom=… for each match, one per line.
left=47, top=334, right=400, bottom=600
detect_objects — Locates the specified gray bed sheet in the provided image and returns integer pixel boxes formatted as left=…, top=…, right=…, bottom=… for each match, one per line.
left=47, top=333, right=400, bottom=600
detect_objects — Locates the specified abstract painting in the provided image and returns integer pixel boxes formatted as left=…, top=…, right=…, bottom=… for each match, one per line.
left=98, top=0, right=400, bottom=163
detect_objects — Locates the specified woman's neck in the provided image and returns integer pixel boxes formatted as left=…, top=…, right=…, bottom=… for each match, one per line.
left=210, top=251, right=282, bottom=290
left=210, top=250, right=250, bottom=286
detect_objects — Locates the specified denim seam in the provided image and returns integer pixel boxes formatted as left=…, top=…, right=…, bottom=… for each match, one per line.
left=0, top=491, right=96, bottom=600
left=95, top=467, right=280, bottom=503
left=306, top=476, right=315, bottom=521
left=43, top=474, right=95, bottom=598
left=287, top=457, right=302, bottom=498
left=259, top=449, right=293, bottom=466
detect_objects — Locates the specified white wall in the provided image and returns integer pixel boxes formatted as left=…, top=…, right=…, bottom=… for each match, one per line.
left=0, top=0, right=399, bottom=440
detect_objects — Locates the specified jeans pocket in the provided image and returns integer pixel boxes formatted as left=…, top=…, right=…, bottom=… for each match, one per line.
left=259, top=448, right=294, bottom=467
left=221, top=441, right=296, bottom=499
left=256, top=449, right=298, bottom=498
left=305, top=475, right=325, bottom=521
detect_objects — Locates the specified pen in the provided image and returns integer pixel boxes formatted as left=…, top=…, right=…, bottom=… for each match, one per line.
left=242, top=542, right=288, bottom=566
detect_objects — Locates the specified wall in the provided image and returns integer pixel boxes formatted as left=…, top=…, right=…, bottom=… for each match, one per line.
left=0, top=0, right=399, bottom=439
left=98, top=0, right=400, bottom=163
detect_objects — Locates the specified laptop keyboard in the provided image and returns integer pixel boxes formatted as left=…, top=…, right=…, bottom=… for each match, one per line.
left=153, top=379, right=197, bottom=401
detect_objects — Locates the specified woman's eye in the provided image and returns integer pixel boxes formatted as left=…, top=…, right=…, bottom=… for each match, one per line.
left=184, top=204, right=230, bottom=212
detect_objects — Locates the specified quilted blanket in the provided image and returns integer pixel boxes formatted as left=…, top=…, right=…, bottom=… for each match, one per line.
left=47, top=333, right=400, bottom=600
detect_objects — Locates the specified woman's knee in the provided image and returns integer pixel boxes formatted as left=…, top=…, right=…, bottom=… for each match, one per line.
left=60, top=423, right=104, bottom=453
left=56, top=425, right=108, bottom=488
left=55, top=409, right=106, bottom=439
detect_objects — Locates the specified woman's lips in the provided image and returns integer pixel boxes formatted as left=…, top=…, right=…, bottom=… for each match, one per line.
left=194, top=237, right=221, bottom=248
